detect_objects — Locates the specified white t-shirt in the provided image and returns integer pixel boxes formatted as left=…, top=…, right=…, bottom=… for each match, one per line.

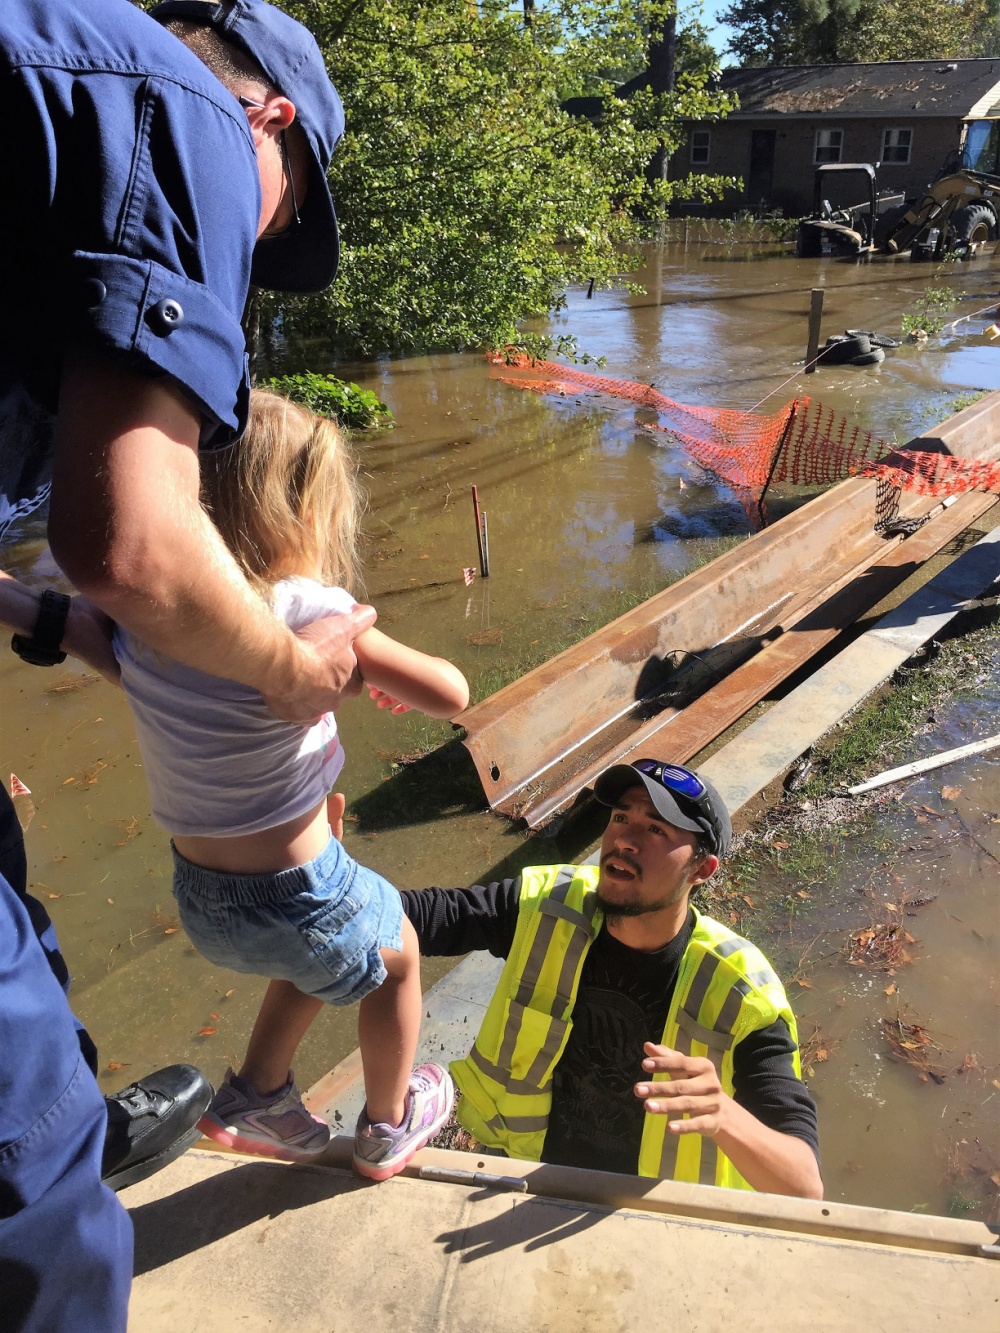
left=114, top=578, right=356, bottom=837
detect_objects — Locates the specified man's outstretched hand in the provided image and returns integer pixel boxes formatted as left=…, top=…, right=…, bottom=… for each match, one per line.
left=634, top=1042, right=727, bottom=1137
left=634, top=1040, right=824, bottom=1197
left=263, top=603, right=377, bottom=723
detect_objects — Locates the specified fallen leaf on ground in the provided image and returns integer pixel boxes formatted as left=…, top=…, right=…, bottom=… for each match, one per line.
left=795, top=977, right=813, bottom=988
left=164, top=927, right=178, bottom=935
left=959, top=1053, right=978, bottom=1072
left=992, top=1172, right=1000, bottom=1189
left=106, top=897, right=115, bottom=905
left=884, top=983, right=897, bottom=996
left=107, top=1061, right=127, bottom=1071
left=940, top=785, right=962, bottom=801
left=47, top=892, right=61, bottom=900
left=772, top=840, right=789, bottom=850
left=225, top=988, right=236, bottom=998
left=814, top=1050, right=829, bottom=1063
left=197, top=1027, right=216, bottom=1036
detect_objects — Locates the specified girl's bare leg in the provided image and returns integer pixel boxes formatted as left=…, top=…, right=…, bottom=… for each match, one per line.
left=238, top=979, right=323, bottom=1095
left=357, top=915, right=421, bottom=1126
left=238, top=798, right=346, bottom=1094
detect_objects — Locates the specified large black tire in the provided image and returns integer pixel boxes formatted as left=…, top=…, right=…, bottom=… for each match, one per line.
left=818, top=334, right=871, bottom=365
left=848, top=348, right=885, bottom=366
left=845, top=328, right=901, bottom=349
left=950, top=203, right=997, bottom=246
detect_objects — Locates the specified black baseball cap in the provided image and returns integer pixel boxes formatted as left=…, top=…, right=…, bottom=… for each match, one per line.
left=153, top=0, right=344, bottom=292
left=594, top=760, right=732, bottom=858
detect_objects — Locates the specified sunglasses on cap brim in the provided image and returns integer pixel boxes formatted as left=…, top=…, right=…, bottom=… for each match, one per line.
left=631, top=759, right=710, bottom=807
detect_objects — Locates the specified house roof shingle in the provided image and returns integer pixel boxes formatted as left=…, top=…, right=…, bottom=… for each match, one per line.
left=721, top=59, right=1000, bottom=120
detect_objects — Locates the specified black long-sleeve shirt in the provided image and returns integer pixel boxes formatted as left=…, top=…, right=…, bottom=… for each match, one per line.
left=402, top=879, right=819, bottom=1177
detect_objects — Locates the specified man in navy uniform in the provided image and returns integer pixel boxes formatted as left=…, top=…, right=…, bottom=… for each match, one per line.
left=0, top=2, right=370, bottom=1326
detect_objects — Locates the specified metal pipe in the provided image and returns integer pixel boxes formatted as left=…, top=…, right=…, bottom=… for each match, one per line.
left=471, top=485, right=486, bottom=577
left=480, top=510, right=491, bottom=578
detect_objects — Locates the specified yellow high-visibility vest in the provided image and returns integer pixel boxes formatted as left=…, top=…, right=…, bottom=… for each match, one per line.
left=451, top=864, right=801, bottom=1189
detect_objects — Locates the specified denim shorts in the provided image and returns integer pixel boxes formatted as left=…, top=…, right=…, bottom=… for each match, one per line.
left=171, top=835, right=404, bottom=1006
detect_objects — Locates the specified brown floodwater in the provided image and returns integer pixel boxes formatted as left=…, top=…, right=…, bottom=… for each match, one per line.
left=2, top=241, right=999, bottom=1216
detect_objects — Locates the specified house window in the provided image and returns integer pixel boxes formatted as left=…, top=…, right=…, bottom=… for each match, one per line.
left=882, top=128, right=912, bottom=164
left=690, top=130, right=711, bottom=165
left=814, top=129, right=843, bottom=164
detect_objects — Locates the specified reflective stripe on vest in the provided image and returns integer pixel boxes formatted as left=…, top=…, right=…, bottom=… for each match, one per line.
left=451, top=866, right=801, bottom=1190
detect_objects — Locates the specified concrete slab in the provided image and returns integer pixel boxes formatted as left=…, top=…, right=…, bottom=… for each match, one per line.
left=126, top=1148, right=1000, bottom=1332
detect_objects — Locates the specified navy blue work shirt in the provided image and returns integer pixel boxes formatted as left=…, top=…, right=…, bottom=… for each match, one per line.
left=0, top=0, right=261, bottom=538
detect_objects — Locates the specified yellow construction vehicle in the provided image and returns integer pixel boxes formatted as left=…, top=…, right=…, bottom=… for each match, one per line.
left=883, top=167, right=1000, bottom=257
left=796, top=163, right=1000, bottom=259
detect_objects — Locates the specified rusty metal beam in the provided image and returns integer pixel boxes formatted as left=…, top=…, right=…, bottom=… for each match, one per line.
left=457, top=391, right=1000, bottom=827
left=520, top=490, right=996, bottom=827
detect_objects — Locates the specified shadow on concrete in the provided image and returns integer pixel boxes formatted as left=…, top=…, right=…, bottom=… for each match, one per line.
left=435, top=1192, right=606, bottom=1263
left=129, top=1161, right=366, bottom=1275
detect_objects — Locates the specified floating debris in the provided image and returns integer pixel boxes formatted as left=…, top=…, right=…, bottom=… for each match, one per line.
left=846, top=896, right=932, bottom=970
left=880, top=1014, right=949, bottom=1084
left=798, top=1022, right=840, bottom=1079
left=467, top=627, right=502, bottom=647
left=10, top=773, right=35, bottom=832
left=44, top=672, right=101, bottom=695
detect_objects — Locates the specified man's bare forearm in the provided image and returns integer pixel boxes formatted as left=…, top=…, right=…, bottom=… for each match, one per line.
left=712, top=1099, right=823, bottom=1199
left=49, top=364, right=299, bottom=689
left=48, top=360, right=371, bottom=719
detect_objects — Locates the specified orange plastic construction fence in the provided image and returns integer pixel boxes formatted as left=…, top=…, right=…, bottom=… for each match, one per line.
left=489, top=353, right=1000, bottom=512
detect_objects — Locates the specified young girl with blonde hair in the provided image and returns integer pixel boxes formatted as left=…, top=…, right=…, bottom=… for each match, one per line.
left=114, top=390, right=469, bottom=1179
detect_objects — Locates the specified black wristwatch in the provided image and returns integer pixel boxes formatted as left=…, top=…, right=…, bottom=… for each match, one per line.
left=11, top=589, right=70, bottom=666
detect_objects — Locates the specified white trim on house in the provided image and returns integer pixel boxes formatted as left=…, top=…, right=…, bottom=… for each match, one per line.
left=813, top=128, right=843, bottom=164
left=881, top=127, right=912, bottom=164
left=965, top=77, right=1000, bottom=120
left=690, top=128, right=711, bottom=165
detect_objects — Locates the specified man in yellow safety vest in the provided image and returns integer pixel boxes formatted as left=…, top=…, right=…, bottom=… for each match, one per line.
left=402, top=759, right=822, bottom=1197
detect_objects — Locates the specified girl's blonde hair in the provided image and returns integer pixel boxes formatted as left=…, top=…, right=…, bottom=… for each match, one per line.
left=201, top=390, right=361, bottom=595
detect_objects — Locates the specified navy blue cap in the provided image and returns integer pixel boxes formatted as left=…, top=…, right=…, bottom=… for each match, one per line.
left=152, top=0, right=343, bottom=292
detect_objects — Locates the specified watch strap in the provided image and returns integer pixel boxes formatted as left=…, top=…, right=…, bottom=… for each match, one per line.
left=11, top=589, right=70, bottom=666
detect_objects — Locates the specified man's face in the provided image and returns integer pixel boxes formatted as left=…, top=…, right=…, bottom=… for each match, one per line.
left=596, top=786, right=716, bottom=919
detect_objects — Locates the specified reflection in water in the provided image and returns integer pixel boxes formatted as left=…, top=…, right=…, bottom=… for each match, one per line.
left=2, top=242, right=999, bottom=1214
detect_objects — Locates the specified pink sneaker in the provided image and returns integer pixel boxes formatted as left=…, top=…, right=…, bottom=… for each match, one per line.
left=198, top=1068, right=330, bottom=1162
left=353, top=1063, right=454, bottom=1181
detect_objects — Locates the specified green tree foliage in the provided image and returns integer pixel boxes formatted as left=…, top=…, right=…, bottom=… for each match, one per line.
left=261, top=373, right=393, bottom=429
left=721, top=0, right=988, bottom=65
left=264, top=1, right=735, bottom=360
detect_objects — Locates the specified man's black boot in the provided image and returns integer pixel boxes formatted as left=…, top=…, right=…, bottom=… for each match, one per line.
left=102, top=1064, right=213, bottom=1192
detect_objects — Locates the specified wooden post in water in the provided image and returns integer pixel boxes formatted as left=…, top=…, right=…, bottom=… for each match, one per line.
left=804, top=287, right=824, bottom=374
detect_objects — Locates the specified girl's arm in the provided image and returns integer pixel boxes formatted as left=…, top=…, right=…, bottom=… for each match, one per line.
left=354, top=627, right=469, bottom=719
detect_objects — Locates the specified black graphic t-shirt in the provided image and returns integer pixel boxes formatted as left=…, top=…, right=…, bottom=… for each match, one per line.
left=402, top=878, right=819, bottom=1176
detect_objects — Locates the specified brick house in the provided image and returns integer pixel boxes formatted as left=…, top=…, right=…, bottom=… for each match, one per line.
left=674, top=58, right=1000, bottom=216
